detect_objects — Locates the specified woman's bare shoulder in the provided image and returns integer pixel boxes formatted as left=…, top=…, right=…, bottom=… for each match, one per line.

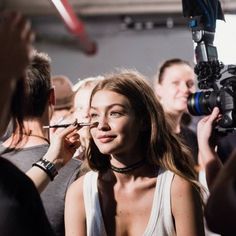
left=67, top=174, right=86, bottom=198
left=171, top=174, right=201, bottom=213
left=171, top=174, right=194, bottom=195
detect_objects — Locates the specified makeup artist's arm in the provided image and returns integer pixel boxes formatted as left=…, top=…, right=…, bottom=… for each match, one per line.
left=0, top=11, right=33, bottom=136
left=27, top=125, right=81, bottom=193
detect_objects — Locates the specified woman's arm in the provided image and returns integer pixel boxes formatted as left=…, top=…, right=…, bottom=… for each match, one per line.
left=171, top=175, right=205, bottom=236
left=197, top=107, right=223, bottom=189
left=65, top=176, right=87, bottom=236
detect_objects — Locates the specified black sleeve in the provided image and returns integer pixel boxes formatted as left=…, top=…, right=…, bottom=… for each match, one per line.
left=0, top=157, right=55, bottom=236
left=179, top=126, right=198, bottom=165
left=217, top=133, right=236, bottom=163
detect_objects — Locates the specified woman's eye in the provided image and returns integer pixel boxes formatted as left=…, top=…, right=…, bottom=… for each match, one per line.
left=110, top=111, right=122, bottom=117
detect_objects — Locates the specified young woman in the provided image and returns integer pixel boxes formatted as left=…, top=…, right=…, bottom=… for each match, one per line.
left=72, top=76, right=105, bottom=176
left=65, top=70, right=205, bottom=236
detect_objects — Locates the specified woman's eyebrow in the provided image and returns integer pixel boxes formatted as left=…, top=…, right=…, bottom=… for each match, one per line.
left=90, top=103, right=128, bottom=110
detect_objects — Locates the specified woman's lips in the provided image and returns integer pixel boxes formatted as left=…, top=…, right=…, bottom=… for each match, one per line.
left=97, top=135, right=115, bottom=143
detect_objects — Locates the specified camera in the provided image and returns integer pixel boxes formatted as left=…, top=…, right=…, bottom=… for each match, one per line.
left=188, top=60, right=236, bottom=129
left=182, top=0, right=236, bottom=132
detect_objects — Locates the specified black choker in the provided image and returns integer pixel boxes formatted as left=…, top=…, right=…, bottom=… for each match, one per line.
left=110, top=159, right=146, bottom=174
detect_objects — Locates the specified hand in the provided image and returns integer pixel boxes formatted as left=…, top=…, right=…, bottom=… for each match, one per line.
left=44, top=124, right=81, bottom=169
left=197, top=107, right=220, bottom=150
left=197, top=107, right=223, bottom=187
left=78, top=126, right=90, bottom=147
left=0, top=11, right=34, bottom=80
left=0, top=12, right=34, bottom=136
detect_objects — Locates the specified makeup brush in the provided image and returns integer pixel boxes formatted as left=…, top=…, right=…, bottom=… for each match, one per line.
left=43, top=122, right=98, bottom=129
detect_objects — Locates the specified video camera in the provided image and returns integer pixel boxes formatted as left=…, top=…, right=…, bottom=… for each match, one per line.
left=182, top=0, right=236, bottom=132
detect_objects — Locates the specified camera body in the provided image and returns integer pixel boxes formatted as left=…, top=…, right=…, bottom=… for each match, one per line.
left=187, top=60, right=236, bottom=131
left=182, top=0, right=236, bottom=132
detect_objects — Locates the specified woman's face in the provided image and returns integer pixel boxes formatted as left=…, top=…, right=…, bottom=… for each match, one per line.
left=89, top=90, right=141, bottom=156
left=156, top=64, right=196, bottom=115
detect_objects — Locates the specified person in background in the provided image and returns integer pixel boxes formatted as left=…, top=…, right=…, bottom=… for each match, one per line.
left=195, top=105, right=226, bottom=236
left=72, top=76, right=105, bottom=177
left=0, top=50, right=81, bottom=236
left=154, top=59, right=224, bottom=236
left=65, top=70, right=205, bottom=236
left=51, top=75, right=75, bottom=125
left=154, top=58, right=198, bottom=166
left=73, top=76, right=104, bottom=162
left=196, top=107, right=223, bottom=190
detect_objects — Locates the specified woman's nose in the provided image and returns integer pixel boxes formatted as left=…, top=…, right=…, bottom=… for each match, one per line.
left=97, top=117, right=110, bottom=131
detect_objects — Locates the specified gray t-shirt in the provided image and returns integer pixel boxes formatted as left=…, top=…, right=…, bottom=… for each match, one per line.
left=0, top=144, right=81, bottom=236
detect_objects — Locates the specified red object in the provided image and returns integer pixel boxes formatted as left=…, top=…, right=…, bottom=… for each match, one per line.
left=50, top=0, right=96, bottom=55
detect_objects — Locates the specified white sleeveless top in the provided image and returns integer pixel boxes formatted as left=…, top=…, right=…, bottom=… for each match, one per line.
left=83, top=168, right=176, bottom=236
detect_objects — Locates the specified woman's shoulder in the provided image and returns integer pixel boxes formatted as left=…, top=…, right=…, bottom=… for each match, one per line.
left=67, top=173, right=86, bottom=198
left=67, top=170, right=95, bottom=196
left=171, top=174, right=199, bottom=206
left=158, top=168, right=194, bottom=193
left=172, top=174, right=193, bottom=192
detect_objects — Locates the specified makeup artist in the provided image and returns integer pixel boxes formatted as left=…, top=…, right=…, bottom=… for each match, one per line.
left=0, top=50, right=81, bottom=236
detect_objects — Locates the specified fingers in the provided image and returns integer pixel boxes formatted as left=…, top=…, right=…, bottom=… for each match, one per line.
left=208, top=107, right=220, bottom=123
left=54, top=124, right=79, bottom=139
left=2, top=11, right=21, bottom=30
left=68, top=140, right=81, bottom=150
left=199, top=107, right=220, bottom=124
left=25, top=30, right=35, bottom=44
left=2, top=11, right=33, bottom=42
left=67, top=131, right=80, bottom=141
left=14, top=14, right=33, bottom=44
left=19, top=20, right=32, bottom=41
left=0, top=11, right=34, bottom=77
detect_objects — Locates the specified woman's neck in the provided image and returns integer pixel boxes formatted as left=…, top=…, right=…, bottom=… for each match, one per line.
left=110, top=152, right=145, bottom=168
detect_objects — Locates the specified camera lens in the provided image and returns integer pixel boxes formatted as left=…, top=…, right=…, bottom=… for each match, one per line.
left=187, top=91, right=219, bottom=115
